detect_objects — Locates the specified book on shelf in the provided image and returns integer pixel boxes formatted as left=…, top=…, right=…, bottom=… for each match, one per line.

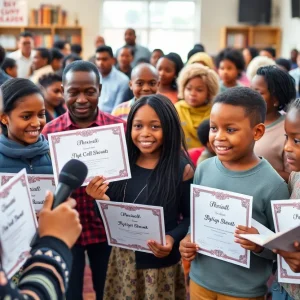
left=54, top=34, right=81, bottom=44
left=0, top=35, right=17, bottom=49
left=227, top=33, right=247, bottom=49
left=33, top=34, right=53, bottom=48
left=29, top=5, right=67, bottom=26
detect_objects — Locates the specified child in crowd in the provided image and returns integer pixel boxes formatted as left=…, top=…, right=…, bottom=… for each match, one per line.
left=246, top=56, right=276, bottom=81
left=243, top=47, right=259, bottom=68
left=176, top=63, right=219, bottom=149
left=1, top=57, right=17, bottom=78
left=252, top=65, right=296, bottom=181
left=276, top=58, right=292, bottom=72
left=156, top=52, right=184, bottom=104
left=86, top=94, right=194, bottom=299
left=271, top=98, right=300, bottom=299
left=180, top=87, right=289, bottom=299
left=116, top=46, right=134, bottom=78
left=215, top=48, right=245, bottom=93
left=50, top=48, right=64, bottom=72
left=38, top=73, right=66, bottom=123
left=197, top=119, right=215, bottom=165
left=0, top=78, right=52, bottom=174
left=112, top=63, right=159, bottom=121
left=62, top=53, right=82, bottom=70
left=42, top=61, right=125, bottom=300
left=150, top=48, right=164, bottom=67
left=187, top=52, right=215, bottom=69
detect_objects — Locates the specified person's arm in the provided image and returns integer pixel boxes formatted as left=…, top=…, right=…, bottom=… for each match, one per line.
left=148, top=164, right=194, bottom=257
left=166, top=164, right=194, bottom=243
left=253, top=182, right=290, bottom=260
left=0, top=192, right=82, bottom=300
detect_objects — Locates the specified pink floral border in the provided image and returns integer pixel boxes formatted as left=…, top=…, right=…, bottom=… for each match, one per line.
left=192, top=187, right=251, bottom=266
left=99, top=203, right=164, bottom=251
left=273, top=202, right=300, bottom=279
left=50, top=125, right=128, bottom=184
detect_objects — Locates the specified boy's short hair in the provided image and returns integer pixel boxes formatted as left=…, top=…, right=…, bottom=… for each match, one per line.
left=0, top=45, right=6, bottom=65
left=51, top=48, right=64, bottom=60
left=36, top=47, right=52, bottom=64
left=213, top=87, right=266, bottom=126
left=197, top=119, right=210, bottom=146
left=71, top=43, right=82, bottom=55
left=275, top=58, right=291, bottom=72
left=262, top=47, right=276, bottom=58
left=53, top=40, right=68, bottom=50
left=119, top=45, right=134, bottom=56
left=19, top=31, right=33, bottom=38
left=177, top=64, right=219, bottom=101
left=1, top=57, right=16, bottom=71
left=39, top=73, right=62, bottom=88
left=215, top=48, right=245, bottom=73
left=62, top=60, right=100, bottom=84
left=95, top=45, right=113, bottom=58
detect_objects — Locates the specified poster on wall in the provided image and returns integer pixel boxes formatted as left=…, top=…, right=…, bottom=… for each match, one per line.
left=0, top=0, right=28, bottom=26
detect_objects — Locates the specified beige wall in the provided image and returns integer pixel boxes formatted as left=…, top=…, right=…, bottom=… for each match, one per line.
left=200, top=0, right=281, bottom=55
left=280, top=0, right=300, bottom=57
left=28, top=0, right=101, bottom=59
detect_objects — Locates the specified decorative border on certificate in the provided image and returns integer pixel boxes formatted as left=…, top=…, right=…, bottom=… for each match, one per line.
left=272, top=201, right=300, bottom=282
left=0, top=170, right=37, bottom=278
left=97, top=201, right=165, bottom=253
left=49, top=124, right=130, bottom=185
left=1, top=174, right=55, bottom=186
left=192, top=186, right=251, bottom=267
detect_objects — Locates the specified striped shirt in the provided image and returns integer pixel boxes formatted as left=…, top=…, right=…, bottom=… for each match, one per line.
left=111, top=98, right=135, bottom=121
left=0, top=236, right=72, bottom=300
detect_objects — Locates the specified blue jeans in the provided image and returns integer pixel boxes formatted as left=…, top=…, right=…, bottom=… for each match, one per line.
left=272, top=282, right=294, bottom=300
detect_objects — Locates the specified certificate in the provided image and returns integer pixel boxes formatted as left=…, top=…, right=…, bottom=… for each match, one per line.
left=191, top=185, right=253, bottom=268
left=96, top=201, right=166, bottom=253
left=0, top=169, right=37, bottom=278
left=272, top=199, right=300, bottom=284
left=0, top=173, right=56, bottom=211
left=48, top=124, right=131, bottom=186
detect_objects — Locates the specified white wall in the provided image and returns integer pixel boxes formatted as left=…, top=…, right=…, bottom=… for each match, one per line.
left=28, top=0, right=101, bottom=59
left=200, top=0, right=281, bottom=55
left=280, top=0, right=300, bottom=57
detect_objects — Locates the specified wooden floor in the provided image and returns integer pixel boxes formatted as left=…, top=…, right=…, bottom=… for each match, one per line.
left=83, top=266, right=95, bottom=300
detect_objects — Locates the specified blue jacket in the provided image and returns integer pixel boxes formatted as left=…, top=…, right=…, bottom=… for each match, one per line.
left=0, top=134, right=53, bottom=174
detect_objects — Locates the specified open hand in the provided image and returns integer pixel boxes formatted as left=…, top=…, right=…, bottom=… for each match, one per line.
left=234, top=225, right=263, bottom=253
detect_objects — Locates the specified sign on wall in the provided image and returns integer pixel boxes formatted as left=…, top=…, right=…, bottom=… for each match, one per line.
left=0, top=0, right=28, bottom=26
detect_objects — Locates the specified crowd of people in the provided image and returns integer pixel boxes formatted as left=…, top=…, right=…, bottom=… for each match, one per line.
left=1, top=27, right=300, bottom=300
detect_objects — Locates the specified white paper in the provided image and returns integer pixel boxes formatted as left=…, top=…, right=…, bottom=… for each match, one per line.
left=0, top=169, right=37, bottom=278
left=272, top=199, right=300, bottom=284
left=96, top=200, right=166, bottom=253
left=0, top=173, right=56, bottom=211
left=191, top=185, right=253, bottom=268
left=48, top=124, right=131, bottom=186
left=251, top=218, right=274, bottom=236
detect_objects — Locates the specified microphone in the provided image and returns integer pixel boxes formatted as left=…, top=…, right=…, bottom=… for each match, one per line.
left=52, top=159, right=88, bottom=208
left=30, top=159, right=88, bottom=246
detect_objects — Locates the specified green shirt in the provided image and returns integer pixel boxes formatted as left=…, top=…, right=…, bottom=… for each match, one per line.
left=190, top=157, right=289, bottom=297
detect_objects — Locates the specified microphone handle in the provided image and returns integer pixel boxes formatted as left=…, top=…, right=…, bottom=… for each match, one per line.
left=52, top=183, right=72, bottom=208
left=31, top=183, right=72, bottom=247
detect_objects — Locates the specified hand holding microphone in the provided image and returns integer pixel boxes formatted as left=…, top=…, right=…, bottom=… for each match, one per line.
left=32, top=159, right=88, bottom=248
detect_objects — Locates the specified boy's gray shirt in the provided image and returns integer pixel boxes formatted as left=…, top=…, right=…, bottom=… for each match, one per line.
left=190, top=157, right=289, bottom=297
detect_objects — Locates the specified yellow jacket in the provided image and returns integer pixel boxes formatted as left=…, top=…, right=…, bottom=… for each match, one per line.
left=175, top=100, right=211, bottom=149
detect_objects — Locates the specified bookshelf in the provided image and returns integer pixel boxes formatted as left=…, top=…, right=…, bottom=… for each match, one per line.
left=221, top=26, right=281, bottom=56
left=0, top=26, right=82, bottom=52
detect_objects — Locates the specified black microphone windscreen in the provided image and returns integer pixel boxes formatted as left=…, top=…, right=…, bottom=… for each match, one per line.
left=58, top=159, right=88, bottom=189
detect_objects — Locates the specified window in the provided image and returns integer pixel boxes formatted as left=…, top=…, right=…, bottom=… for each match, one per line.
left=100, top=0, right=200, bottom=61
